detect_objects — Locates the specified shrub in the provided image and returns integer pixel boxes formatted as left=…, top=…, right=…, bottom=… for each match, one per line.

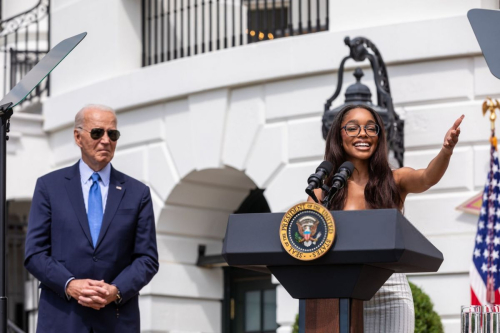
left=292, top=314, right=299, bottom=333
left=410, top=281, right=444, bottom=333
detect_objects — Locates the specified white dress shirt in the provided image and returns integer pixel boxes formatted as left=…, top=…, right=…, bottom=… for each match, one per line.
left=79, top=159, right=111, bottom=213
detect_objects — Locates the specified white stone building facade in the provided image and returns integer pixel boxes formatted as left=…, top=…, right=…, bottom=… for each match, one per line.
left=3, top=0, right=500, bottom=332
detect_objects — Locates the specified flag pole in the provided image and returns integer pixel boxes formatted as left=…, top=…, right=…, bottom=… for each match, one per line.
left=483, top=98, right=499, bottom=304
left=483, top=98, right=499, bottom=149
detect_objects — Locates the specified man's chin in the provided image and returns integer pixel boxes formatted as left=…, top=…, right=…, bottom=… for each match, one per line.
left=94, top=156, right=113, bottom=165
left=96, top=153, right=113, bottom=161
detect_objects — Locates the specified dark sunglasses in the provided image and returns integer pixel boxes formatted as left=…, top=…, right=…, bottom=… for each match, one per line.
left=78, top=127, right=121, bottom=141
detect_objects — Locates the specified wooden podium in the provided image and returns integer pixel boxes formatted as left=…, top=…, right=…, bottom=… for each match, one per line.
left=222, top=209, right=443, bottom=333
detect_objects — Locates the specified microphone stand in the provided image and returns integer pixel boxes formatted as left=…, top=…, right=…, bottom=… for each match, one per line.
left=307, top=183, right=335, bottom=207
left=320, top=184, right=334, bottom=208
left=321, top=162, right=353, bottom=208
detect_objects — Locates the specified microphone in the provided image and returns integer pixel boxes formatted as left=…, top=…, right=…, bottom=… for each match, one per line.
left=305, top=161, right=334, bottom=203
left=321, top=161, right=355, bottom=207
left=331, top=161, right=354, bottom=191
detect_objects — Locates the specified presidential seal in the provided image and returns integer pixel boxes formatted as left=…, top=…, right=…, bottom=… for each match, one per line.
left=279, top=202, right=335, bottom=261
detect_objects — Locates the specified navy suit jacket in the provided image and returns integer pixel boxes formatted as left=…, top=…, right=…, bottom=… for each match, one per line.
left=24, top=162, right=159, bottom=333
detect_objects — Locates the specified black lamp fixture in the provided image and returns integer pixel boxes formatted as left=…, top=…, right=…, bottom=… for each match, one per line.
left=322, top=36, right=405, bottom=168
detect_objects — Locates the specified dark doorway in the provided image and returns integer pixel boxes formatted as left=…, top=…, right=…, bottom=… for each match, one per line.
left=233, top=188, right=271, bottom=215
left=7, top=200, right=31, bottom=331
left=223, top=267, right=278, bottom=333
left=222, top=188, right=277, bottom=333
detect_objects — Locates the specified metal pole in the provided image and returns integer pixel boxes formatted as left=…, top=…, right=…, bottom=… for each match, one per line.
left=298, top=299, right=305, bottom=333
left=0, top=103, right=12, bottom=333
left=339, top=298, right=350, bottom=333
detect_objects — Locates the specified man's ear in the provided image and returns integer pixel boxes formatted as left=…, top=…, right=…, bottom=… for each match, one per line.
left=74, top=129, right=83, bottom=148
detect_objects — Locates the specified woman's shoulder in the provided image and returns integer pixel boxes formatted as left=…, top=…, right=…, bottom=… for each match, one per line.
left=392, top=167, right=413, bottom=207
left=392, top=167, right=416, bottom=184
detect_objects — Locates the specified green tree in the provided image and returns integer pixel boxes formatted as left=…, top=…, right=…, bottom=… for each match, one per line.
left=291, top=281, right=443, bottom=332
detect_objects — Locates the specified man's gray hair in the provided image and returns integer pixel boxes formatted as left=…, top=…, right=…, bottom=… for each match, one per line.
left=74, top=104, right=117, bottom=129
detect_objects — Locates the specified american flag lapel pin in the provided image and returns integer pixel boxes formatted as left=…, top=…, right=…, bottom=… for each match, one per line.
left=116, top=186, right=122, bottom=190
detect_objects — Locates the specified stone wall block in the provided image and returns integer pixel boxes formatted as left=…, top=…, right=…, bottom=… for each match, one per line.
left=404, top=193, right=478, bottom=236
left=7, top=137, right=52, bottom=200
left=426, top=234, right=475, bottom=274
left=139, top=295, right=221, bottom=333
left=156, top=234, right=223, bottom=265
left=389, top=58, right=473, bottom=105
left=164, top=98, right=196, bottom=178
left=112, top=148, right=145, bottom=183
left=156, top=204, right=230, bottom=239
left=246, top=123, right=287, bottom=188
left=276, top=285, right=298, bottom=333
left=404, top=102, right=488, bottom=149
left=408, top=274, right=469, bottom=317
left=474, top=144, right=492, bottom=190
left=188, top=89, right=229, bottom=170
left=166, top=181, right=249, bottom=212
left=264, top=74, right=332, bottom=121
left=118, top=103, right=165, bottom=148
left=50, top=127, right=80, bottom=167
left=183, top=167, right=256, bottom=190
left=222, top=85, right=265, bottom=170
left=149, top=189, right=164, bottom=225
left=147, top=144, right=179, bottom=202
left=404, top=147, right=473, bottom=192
left=143, top=262, right=223, bottom=299
left=288, top=116, right=325, bottom=161
left=474, top=56, right=500, bottom=98
left=265, top=161, right=321, bottom=212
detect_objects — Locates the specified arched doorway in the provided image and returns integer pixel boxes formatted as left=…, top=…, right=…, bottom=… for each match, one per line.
left=152, top=167, right=277, bottom=333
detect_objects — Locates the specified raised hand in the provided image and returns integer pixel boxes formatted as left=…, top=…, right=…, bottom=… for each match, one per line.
left=443, top=115, right=464, bottom=153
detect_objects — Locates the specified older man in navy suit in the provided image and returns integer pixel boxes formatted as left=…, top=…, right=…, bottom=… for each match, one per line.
left=24, top=105, right=159, bottom=332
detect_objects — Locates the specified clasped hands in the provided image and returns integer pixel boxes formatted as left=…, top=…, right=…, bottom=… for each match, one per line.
left=67, top=279, right=118, bottom=310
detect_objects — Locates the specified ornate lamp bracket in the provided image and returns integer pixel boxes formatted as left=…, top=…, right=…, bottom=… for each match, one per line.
left=323, top=36, right=405, bottom=168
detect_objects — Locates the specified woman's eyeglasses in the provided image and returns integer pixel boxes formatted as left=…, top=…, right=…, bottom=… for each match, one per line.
left=342, top=124, right=380, bottom=137
left=78, top=127, right=121, bottom=141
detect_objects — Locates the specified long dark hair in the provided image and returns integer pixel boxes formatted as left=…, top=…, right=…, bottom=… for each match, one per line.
left=324, top=104, right=402, bottom=210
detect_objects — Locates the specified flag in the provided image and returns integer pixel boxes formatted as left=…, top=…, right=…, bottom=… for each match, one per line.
left=471, top=138, right=500, bottom=305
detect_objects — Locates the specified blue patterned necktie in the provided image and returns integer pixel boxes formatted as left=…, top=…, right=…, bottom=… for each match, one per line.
left=88, top=172, right=103, bottom=247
